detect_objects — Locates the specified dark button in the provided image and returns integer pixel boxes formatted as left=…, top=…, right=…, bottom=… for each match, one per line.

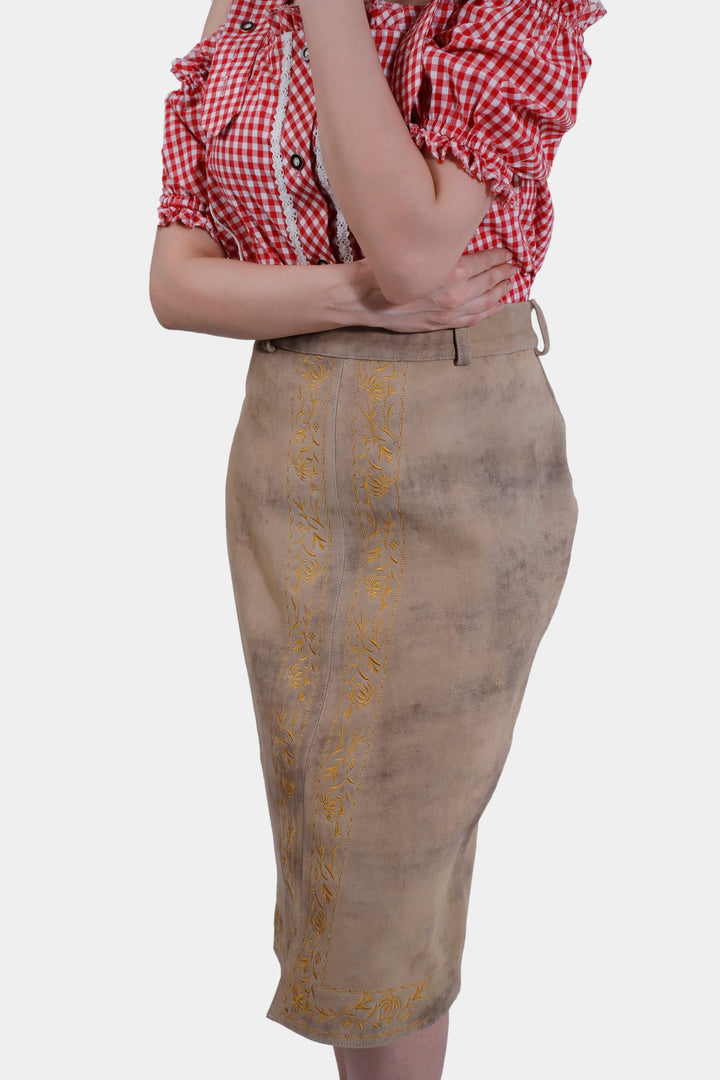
left=240, top=20, right=255, bottom=31
left=317, top=259, right=328, bottom=265
left=290, top=154, right=304, bottom=169
left=301, top=46, right=310, bottom=61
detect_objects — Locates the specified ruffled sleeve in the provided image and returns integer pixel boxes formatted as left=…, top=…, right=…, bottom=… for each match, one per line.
left=389, top=0, right=607, bottom=207
left=157, top=33, right=223, bottom=241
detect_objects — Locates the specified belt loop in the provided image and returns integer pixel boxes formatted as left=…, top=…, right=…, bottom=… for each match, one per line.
left=529, top=300, right=550, bottom=357
left=452, top=326, right=472, bottom=366
left=258, top=339, right=277, bottom=352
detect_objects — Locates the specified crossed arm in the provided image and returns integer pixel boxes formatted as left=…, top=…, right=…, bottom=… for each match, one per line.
left=149, top=0, right=513, bottom=339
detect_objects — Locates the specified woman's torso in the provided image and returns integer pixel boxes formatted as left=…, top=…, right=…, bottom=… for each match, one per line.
left=161, top=0, right=604, bottom=302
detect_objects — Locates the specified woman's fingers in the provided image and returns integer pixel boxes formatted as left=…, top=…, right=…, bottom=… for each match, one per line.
left=466, top=271, right=526, bottom=320
left=438, top=248, right=512, bottom=294
left=429, top=259, right=517, bottom=311
left=461, top=248, right=513, bottom=278
left=471, top=283, right=517, bottom=319
left=473, top=260, right=517, bottom=294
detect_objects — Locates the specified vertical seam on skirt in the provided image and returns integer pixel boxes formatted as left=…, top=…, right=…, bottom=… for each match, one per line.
left=295, top=357, right=349, bottom=926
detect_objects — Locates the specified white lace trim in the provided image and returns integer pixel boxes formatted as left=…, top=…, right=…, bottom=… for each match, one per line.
left=271, top=33, right=309, bottom=265
left=313, top=124, right=355, bottom=264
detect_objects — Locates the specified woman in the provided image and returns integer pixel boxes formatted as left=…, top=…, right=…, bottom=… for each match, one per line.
left=149, top=1, right=605, bottom=1077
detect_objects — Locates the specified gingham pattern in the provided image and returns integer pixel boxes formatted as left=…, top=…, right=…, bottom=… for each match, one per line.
left=158, top=0, right=605, bottom=302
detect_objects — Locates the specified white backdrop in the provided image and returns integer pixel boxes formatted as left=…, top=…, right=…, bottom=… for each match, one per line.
left=2, top=2, right=717, bottom=1078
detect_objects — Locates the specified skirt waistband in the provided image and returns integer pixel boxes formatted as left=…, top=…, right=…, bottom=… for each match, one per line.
left=256, top=299, right=550, bottom=364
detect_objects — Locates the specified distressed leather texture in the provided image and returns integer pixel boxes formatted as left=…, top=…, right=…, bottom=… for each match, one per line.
left=225, top=302, right=578, bottom=1047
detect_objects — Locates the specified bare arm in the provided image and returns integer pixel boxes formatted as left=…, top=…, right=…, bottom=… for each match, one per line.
left=149, top=224, right=370, bottom=338
left=153, top=0, right=360, bottom=339
left=149, top=223, right=515, bottom=339
left=150, top=0, right=515, bottom=339
left=298, top=0, right=495, bottom=304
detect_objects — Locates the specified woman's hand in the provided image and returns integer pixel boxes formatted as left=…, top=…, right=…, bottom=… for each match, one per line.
left=349, top=249, right=519, bottom=333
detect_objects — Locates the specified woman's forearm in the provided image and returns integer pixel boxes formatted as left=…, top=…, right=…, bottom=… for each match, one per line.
left=150, top=224, right=517, bottom=340
left=149, top=225, right=373, bottom=339
left=298, top=0, right=458, bottom=302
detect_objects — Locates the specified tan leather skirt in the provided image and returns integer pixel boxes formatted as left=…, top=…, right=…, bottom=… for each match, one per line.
left=224, top=301, right=578, bottom=1048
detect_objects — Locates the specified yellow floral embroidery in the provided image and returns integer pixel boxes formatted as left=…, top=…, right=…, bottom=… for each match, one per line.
left=281, top=360, right=425, bottom=1036
left=270, top=354, right=336, bottom=961
left=288, top=982, right=425, bottom=1034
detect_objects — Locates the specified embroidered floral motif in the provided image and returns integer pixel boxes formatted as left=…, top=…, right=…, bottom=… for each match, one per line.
left=288, top=981, right=425, bottom=1033
left=271, top=353, right=336, bottom=960
left=281, top=361, right=425, bottom=1036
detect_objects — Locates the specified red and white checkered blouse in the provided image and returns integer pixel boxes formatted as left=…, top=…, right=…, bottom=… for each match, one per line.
left=158, top=0, right=606, bottom=304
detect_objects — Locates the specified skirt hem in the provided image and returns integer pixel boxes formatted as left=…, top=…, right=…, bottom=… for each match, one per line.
left=265, top=985, right=461, bottom=1049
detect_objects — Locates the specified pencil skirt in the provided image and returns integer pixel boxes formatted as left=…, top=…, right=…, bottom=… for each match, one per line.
left=224, top=300, right=579, bottom=1048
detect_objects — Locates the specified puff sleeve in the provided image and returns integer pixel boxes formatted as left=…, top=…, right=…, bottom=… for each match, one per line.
left=157, top=35, right=222, bottom=241
left=389, top=0, right=607, bottom=208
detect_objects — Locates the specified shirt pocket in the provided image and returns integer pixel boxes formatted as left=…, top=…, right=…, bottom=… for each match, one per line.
left=201, top=31, right=262, bottom=139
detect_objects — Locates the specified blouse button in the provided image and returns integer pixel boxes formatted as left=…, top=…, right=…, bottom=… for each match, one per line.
left=290, top=154, right=304, bottom=169
left=301, top=46, right=310, bottom=61
left=317, top=259, right=328, bottom=265
left=240, top=20, right=255, bottom=31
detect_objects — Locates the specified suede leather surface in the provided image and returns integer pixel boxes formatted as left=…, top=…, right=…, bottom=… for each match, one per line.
left=225, top=302, right=578, bottom=1048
